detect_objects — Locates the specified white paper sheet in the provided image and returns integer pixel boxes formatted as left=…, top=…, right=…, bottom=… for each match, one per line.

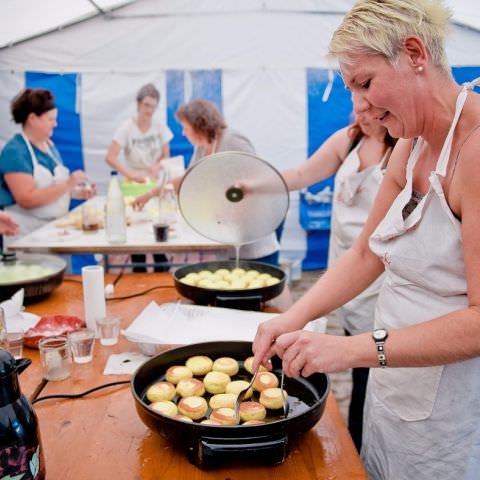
left=0, top=289, right=40, bottom=332
left=122, top=301, right=278, bottom=345
left=103, top=352, right=151, bottom=375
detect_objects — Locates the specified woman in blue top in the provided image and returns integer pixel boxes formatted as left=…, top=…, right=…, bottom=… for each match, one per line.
left=0, top=88, right=93, bottom=248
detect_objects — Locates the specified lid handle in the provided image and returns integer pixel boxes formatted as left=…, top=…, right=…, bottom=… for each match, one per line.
left=225, top=186, right=244, bottom=203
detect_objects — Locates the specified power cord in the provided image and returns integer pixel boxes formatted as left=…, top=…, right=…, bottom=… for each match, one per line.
left=106, top=285, right=176, bottom=301
left=31, top=380, right=130, bottom=404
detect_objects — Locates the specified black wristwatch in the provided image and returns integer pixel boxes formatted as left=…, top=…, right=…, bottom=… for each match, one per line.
left=372, top=328, right=389, bottom=368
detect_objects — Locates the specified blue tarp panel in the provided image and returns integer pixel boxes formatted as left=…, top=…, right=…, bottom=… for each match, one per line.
left=167, top=70, right=222, bottom=168
left=302, top=68, right=352, bottom=270
left=25, top=72, right=95, bottom=273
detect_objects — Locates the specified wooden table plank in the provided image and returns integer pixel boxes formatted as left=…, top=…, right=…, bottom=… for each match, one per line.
left=20, top=273, right=367, bottom=479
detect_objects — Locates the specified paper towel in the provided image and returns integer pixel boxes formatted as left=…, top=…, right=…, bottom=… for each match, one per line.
left=82, top=265, right=106, bottom=334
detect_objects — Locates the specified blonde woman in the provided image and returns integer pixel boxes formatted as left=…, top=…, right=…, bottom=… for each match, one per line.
left=253, top=1, right=480, bottom=478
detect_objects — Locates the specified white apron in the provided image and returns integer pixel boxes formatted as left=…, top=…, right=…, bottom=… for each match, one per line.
left=364, top=79, right=480, bottom=479
left=327, top=139, right=390, bottom=335
left=4, top=134, right=70, bottom=248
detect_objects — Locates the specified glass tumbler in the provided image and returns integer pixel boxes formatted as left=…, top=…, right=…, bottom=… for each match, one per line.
left=38, top=336, right=72, bottom=381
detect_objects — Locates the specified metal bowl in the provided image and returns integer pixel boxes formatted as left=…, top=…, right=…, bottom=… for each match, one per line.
left=0, top=252, right=66, bottom=303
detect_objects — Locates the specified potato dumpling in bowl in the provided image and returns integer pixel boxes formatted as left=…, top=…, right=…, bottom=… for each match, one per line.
left=212, top=357, right=239, bottom=376
left=184, top=272, right=200, bottom=282
left=210, top=407, right=238, bottom=426
left=243, top=356, right=268, bottom=374
left=176, top=378, right=206, bottom=398
left=197, top=270, right=213, bottom=279
left=239, top=401, right=267, bottom=422
left=203, top=371, right=231, bottom=394
left=185, top=355, right=213, bottom=375
left=265, top=277, right=280, bottom=286
left=259, top=387, right=288, bottom=410
left=247, top=279, right=266, bottom=289
left=226, top=380, right=252, bottom=398
left=146, top=381, right=176, bottom=402
left=197, top=278, right=216, bottom=289
left=214, top=268, right=230, bottom=278
left=178, top=396, right=208, bottom=420
left=150, top=400, right=178, bottom=417
left=165, top=365, right=193, bottom=384
left=209, top=393, right=237, bottom=409
left=253, top=371, right=279, bottom=392
left=230, top=278, right=247, bottom=289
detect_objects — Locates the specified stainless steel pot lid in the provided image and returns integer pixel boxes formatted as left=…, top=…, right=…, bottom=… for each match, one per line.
left=178, top=151, right=289, bottom=244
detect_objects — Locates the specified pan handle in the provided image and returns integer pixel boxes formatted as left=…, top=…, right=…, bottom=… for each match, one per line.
left=189, top=432, right=288, bottom=468
left=215, top=294, right=263, bottom=311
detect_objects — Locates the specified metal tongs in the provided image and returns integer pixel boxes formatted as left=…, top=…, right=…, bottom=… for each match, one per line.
left=279, top=366, right=290, bottom=418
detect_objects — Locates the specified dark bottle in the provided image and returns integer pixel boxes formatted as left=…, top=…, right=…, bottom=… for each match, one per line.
left=0, top=349, right=45, bottom=479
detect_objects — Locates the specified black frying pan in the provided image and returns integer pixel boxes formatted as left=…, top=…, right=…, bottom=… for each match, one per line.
left=0, top=252, right=66, bottom=303
left=173, top=260, right=286, bottom=310
left=131, top=341, right=330, bottom=469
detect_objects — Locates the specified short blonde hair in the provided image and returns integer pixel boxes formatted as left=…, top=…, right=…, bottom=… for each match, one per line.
left=329, top=0, right=452, bottom=72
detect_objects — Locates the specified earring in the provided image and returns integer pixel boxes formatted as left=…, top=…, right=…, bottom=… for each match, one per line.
left=416, top=65, right=424, bottom=73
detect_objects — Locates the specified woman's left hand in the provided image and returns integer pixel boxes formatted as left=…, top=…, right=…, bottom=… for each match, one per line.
left=273, top=330, right=353, bottom=377
left=149, top=162, right=165, bottom=179
left=71, top=183, right=96, bottom=200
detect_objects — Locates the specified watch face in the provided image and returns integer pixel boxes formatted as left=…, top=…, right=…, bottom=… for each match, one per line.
left=373, top=329, right=387, bottom=341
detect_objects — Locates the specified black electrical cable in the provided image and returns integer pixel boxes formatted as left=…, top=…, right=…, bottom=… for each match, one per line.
left=31, top=380, right=130, bottom=404
left=106, top=285, right=175, bottom=301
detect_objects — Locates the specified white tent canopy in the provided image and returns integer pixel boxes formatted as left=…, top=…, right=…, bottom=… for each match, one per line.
left=1, top=0, right=479, bottom=269
left=1, top=0, right=480, bottom=71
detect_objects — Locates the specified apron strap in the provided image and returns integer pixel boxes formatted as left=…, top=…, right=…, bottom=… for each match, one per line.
left=21, top=133, right=61, bottom=169
left=436, top=77, right=480, bottom=176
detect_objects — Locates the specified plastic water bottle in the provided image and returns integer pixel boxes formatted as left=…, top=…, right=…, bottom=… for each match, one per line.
left=158, top=183, right=178, bottom=225
left=105, top=171, right=127, bottom=244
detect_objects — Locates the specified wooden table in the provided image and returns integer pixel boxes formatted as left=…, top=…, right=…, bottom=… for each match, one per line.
left=21, top=273, right=367, bottom=479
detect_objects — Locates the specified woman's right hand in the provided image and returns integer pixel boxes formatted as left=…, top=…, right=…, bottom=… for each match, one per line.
left=252, top=312, right=297, bottom=371
left=0, top=211, right=19, bottom=236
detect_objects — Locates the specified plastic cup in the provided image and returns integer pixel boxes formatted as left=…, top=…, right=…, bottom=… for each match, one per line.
left=153, top=223, right=169, bottom=242
left=38, top=336, right=72, bottom=381
left=6, top=331, right=24, bottom=359
left=68, top=329, right=96, bottom=364
left=81, top=203, right=100, bottom=231
left=96, top=316, right=120, bottom=346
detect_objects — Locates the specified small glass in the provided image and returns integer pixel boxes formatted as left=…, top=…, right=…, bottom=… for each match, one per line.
left=81, top=203, right=100, bottom=232
left=38, top=336, right=72, bottom=381
left=153, top=223, right=169, bottom=242
left=6, top=331, right=24, bottom=359
left=68, top=329, right=96, bottom=364
left=96, top=316, right=120, bottom=346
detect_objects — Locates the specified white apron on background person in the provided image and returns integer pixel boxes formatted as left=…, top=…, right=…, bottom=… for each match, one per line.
left=364, top=79, right=480, bottom=480
left=3, top=134, right=70, bottom=249
left=327, top=139, right=390, bottom=335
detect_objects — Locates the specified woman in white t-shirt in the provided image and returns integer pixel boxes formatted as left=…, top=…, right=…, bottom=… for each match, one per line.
left=105, top=83, right=173, bottom=182
left=105, top=83, right=173, bottom=271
